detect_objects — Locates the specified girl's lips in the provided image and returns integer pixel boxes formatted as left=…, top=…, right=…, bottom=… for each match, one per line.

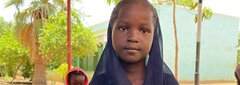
left=123, top=47, right=140, bottom=51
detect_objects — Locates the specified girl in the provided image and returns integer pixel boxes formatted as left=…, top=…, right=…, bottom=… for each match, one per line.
left=66, top=68, right=88, bottom=85
left=90, top=0, right=178, bottom=85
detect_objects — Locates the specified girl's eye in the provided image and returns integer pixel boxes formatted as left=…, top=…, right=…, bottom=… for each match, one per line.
left=140, top=27, right=151, bottom=33
left=119, top=26, right=128, bottom=32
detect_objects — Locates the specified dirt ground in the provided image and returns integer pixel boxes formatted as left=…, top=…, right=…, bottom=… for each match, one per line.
left=180, top=81, right=237, bottom=85
left=0, top=80, right=237, bottom=85
left=181, top=83, right=237, bottom=85
left=0, top=74, right=237, bottom=85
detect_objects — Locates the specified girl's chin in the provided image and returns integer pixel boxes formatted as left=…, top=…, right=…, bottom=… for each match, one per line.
left=119, top=56, right=145, bottom=64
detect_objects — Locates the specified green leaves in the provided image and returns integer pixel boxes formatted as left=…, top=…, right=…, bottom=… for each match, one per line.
left=178, top=0, right=213, bottom=23
left=0, top=18, right=30, bottom=78
left=193, top=7, right=213, bottom=23
left=5, top=0, right=23, bottom=8
left=0, top=28, right=29, bottom=64
left=107, top=0, right=111, bottom=5
left=202, top=7, right=213, bottom=20
left=183, top=1, right=198, bottom=10
left=106, top=0, right=119, bottom=5
left=54, top=63, right=70, bottom=77
left=39, top=10, right=98, bottom=62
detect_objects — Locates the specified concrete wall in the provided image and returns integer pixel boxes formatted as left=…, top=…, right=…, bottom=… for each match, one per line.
left=157, top=5, right=239, bottom=81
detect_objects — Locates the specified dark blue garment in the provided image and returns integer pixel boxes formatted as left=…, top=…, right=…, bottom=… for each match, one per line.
left=90, top=4, right=179, bottom=85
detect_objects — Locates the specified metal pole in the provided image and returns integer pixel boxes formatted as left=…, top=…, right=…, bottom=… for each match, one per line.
left=67, top=0, right=72, bottom=71
left=195, top=0, right=202, bottom=85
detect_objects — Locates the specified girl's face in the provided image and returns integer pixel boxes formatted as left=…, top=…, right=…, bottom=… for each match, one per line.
left=70, top=74, right=85, bottom=85
left=112, top=3, right=154, bottom=64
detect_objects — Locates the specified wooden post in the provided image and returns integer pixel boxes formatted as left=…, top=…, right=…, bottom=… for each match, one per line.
left=67, top=0, right=72, bottom=71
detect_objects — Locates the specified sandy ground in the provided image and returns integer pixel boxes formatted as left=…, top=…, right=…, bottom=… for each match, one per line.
left=181, top=83, right=237, bottom=85
left=0, top=80, right=237, bottom=85
left=0, top=73, right=237, bottom=85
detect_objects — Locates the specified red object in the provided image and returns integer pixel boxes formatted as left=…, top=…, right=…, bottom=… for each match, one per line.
left=67, top=0, right=72, bottom=71
left=66, top=68, right=89, bottom=85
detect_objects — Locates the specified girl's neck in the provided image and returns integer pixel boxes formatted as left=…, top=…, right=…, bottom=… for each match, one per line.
left=121, top=59, right=146, bottom=85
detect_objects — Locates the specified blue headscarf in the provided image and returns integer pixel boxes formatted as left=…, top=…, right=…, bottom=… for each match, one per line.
left=90, top=1, right=179, bottom=85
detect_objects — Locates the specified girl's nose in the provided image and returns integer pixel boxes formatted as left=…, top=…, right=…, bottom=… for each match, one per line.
left=127, top=30, right=139, bottom=43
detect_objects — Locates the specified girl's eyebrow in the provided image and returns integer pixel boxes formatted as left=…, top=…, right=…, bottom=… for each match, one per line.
left=140, top=23, right=153, bottom=29
left=140, top=24, right=149, bottom=27
left=117, top=19, right=129, bottom=25
left=118, top=19, right=151, bottom=26
left=117, top=19, right=153, bottom=29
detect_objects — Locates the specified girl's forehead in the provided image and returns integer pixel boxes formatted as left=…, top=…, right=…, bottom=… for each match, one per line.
left=118, top=4, right=154, bottom=19
left=114, top=4, right=154, bottom=26
left=121, top=3, right=151, bottom=13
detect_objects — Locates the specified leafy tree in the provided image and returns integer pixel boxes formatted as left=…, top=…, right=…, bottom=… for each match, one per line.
left=0, top=17, right=12, bottom=34
left=54, top=63, right=69, bottom=78
left=39, top=11, right=98, bottom=63
left=53, top=63, right=72, bottom=83
left=5, top=0, right=95, bottom=84
left=21, top=58, right=34, bottom=79
left=0, top=17, right=30, bottom=81
left=38, top=10, right=98, bottom=76
left=5, top=0, right=67, bottom=84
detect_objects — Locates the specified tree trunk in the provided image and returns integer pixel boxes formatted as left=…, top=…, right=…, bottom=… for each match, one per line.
left=32, top=54, right=47, bottom=85
left=31, top=7, right=47, bottom=85
left=172, top=0, right=179, bottom=80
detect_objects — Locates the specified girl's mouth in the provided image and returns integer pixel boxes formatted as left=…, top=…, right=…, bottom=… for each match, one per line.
left=124, top=47, right=140, bottom=51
